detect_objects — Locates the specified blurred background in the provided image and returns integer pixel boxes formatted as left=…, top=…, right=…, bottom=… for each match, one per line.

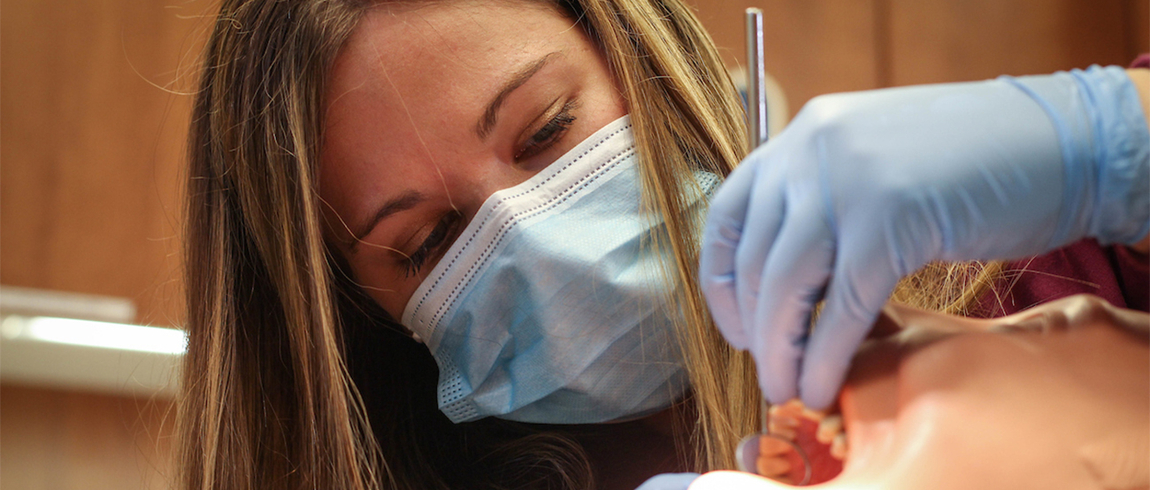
left=1, top=0, right=1146, bottom=488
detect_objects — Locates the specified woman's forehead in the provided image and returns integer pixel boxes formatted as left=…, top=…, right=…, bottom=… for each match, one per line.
left=327, top=0, right=581, bottom=109
left=350, top=0, right=572, bottom=59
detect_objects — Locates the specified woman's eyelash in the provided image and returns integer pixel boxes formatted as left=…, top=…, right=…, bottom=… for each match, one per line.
left=404, top=210, right=463, bottom=278
left=516, top=101, right=577, bottom=160
left=400, top=101, right=577, bottom=277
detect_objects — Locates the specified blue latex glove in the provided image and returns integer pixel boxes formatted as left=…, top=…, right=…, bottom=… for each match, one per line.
left=700, top=65, right=1149, bottom=409
left=636, top=473, right=701, bottom=490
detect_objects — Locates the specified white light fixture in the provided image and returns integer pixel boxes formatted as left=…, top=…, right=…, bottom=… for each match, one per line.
left=0, top=286, right=183, bottom=397
left=0, top=285, right=137, bottom=324
left=1, top=316, right=187, bottom=355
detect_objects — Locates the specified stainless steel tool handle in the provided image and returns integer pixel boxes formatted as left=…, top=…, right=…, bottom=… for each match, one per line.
left=745, top=8, right=768, bottom=149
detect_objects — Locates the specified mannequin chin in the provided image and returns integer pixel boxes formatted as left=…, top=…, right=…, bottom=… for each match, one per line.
left=692, top=295, right=1149, bottom=490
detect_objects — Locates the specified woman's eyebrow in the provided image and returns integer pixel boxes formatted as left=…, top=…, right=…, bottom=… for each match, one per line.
left=475, top=52, right=559, bottom=140
left=351, top=190, right=425, bottom=253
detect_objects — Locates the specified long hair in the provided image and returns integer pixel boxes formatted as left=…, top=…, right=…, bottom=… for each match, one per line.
left=177, top=0, right=994, bottom=487
left=565, top=0, right=760, bottom=471
left=178, top=1, right=383, bottom=488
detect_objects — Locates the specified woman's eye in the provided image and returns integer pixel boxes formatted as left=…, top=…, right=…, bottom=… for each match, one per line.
left=403, top=210, right=463, bottom=278
left=516, top=100, right=577, bottom=161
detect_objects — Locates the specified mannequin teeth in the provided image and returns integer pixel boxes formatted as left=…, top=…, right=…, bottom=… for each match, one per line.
left=831, top=432, right=849, bottom=460
left=767, top=401, right=800, bottom=440
left=768, top=414, right=800, bottom=434
left=759, top=434, right=795, bottom=456
left=800, top=406, right=827, bottom=421
left=756, top=436, right=798, bottom=485
left=756, top=449, right=792, bottom=476
left=770, top=398, right=829, bottom=421
left=767, top=424, right=798, bottom=441
left=816, top=414, right=843, bottom=444
left=765, top=398, right=850, bottom=461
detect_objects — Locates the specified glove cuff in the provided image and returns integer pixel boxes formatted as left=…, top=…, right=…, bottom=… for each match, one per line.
left=1003, top=66, right=1150, bottom=248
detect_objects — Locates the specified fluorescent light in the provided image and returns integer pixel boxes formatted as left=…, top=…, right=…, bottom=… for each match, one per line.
left=1, top=316, right=186, bottom=355
left=0, top=286, right=136, bottom=324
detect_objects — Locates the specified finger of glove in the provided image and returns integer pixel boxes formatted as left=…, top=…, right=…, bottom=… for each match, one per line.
left=799, top=252, right=901, bottom=410
left=700, top=162, right=759, bottom=349
left=750, top=200, right=835, bottom=404
left=733, top=166, right=787, bottom=352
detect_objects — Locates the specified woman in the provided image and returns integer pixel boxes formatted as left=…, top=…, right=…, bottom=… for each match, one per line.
left=176, top=0, right=1149, bottom=488
left=179, top=1, right=756, bottom=488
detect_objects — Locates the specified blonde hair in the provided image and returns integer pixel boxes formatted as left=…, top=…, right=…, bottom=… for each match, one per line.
left=179, top=1, right=383, bottom=488
left=574, top=0, right=761, bottom=470
left=178, top=0, right=995, bottom=487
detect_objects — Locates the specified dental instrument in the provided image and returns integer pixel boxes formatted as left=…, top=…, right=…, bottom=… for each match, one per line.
left=733, top=8, right=813, bottom=485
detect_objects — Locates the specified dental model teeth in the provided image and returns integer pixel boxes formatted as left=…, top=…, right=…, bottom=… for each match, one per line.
left=768, top=413, right=800, bottom=440
left=831, top=432, right=849, bottom=460
left=755, top=398, right=850, bottom=484
left=770, top=399, right=827, bottom=422
left=817, top=415, right=843, bottom=445
left=756, top=437, right=794, bottom=476
left=768, top=399, right=825, bottom=441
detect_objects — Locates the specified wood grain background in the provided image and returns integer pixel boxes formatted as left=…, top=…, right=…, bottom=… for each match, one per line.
left=1, top=0, right=1146, bottom=487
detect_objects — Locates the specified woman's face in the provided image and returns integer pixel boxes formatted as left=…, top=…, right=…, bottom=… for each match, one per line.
left=320, top=0, right=627, bottom=318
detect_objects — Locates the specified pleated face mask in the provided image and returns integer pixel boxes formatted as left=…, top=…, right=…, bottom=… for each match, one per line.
left=402, top=116, right=719, bottom=424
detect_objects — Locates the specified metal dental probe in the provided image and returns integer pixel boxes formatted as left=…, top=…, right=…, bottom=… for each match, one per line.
left=745, top=6, right=769, bottom=438
left=734, top=8, right=813, bottom=485
left=746, top=8, right=768, bottom=149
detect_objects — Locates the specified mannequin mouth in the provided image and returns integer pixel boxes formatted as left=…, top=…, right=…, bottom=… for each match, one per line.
left=754, top=294, right=1104, bottom=485
left=754, top=400, right=847, bottom=484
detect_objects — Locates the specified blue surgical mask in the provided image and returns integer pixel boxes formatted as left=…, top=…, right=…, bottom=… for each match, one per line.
left=401, top=116, right=719, bottom=424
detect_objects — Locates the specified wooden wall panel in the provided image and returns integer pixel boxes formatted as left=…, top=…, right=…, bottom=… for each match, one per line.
left=3, top=0, right=1139, bottom=324
left=685, top=0, right=882, bottom=118
left=0, top=0, right=210, bottom=326
left=1128, top=0, right=1150, bottom=59
left=0, top=384, right=175, bottom=490
left=887, top=0, right=1138, bottom=86
left=685, top=0, right=1147, bottom=117
left=0, top=0, right=205, bottom=483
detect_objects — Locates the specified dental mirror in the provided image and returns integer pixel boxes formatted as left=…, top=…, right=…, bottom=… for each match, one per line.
left=735, top=431, right=813, bottom=484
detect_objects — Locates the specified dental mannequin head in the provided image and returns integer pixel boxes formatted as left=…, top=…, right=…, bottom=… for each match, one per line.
left=692, top=295, right=1149, bottom=490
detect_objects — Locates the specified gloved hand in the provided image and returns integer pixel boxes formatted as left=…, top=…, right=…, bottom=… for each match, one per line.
left=699, top=65, right=1149, bottom=409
